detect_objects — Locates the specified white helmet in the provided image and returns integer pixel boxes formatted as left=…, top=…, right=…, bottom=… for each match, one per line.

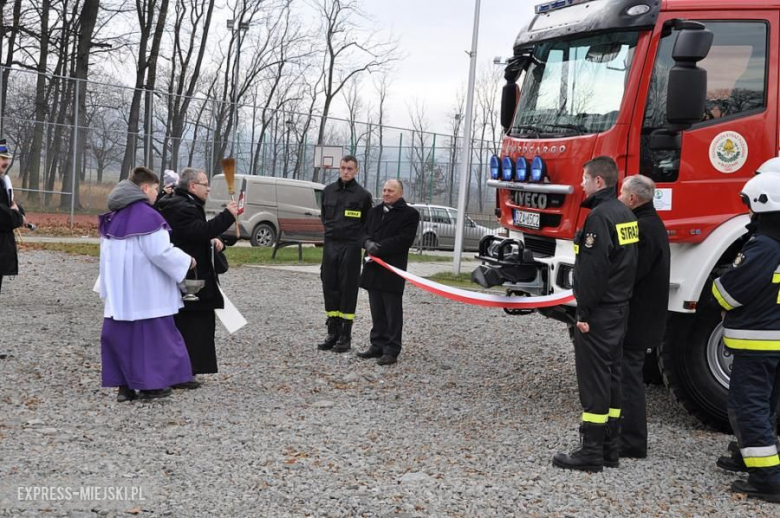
left=741, top=158, right=780, bottom=213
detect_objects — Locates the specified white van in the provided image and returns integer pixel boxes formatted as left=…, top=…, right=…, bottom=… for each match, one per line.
left=206, top=174, right=325, bottom=246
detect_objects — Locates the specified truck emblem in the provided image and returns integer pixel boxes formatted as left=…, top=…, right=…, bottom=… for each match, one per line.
left=709, top=131, right=749, bottom=174
left=584, top=233, right=596, bottom=248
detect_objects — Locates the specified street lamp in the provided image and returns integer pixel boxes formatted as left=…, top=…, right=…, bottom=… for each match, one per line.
left=227, top=19, right=250, bottom=158
left=453, top=0, right=481, bottom=274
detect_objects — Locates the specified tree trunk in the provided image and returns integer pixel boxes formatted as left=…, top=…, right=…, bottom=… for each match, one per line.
left=26, top=0, right=51, bottom=204
left=60, top=0, right=99, bottom=210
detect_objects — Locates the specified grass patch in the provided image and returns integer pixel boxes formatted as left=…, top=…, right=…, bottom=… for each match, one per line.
left=21, top=242, right=100, bottom=257
left=19, top=241, right=455, bottom=266
left=425, top=271, right=478, bottom=289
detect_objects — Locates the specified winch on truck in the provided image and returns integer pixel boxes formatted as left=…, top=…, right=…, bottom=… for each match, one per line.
left=475, top=0, right=780, bottom=431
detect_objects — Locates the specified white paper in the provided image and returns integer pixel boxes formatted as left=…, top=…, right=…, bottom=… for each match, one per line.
left=214, top=286, right=247, bottom=334
left=653, top=188, right=672, bottom=211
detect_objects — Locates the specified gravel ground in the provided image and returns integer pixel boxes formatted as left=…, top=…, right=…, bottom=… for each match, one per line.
left=0, top=250, right=777, bottom=516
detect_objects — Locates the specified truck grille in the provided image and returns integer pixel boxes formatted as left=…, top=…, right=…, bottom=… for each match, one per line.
left=523, top=234, right=556, bottom=257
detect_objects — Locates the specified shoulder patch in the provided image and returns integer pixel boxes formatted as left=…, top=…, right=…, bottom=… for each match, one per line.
left=733, top=253, right=745, bottom=267
left=616, top=221, right=639, bottom=245
left=584, top=233, right=596, bottom=248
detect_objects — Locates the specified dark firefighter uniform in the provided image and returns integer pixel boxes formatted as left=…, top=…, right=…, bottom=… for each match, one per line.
left=713, top=234, right=780, bottom=498
left=318, top=177, right=373, bottom=352
left=554, top=187, right=638, bottom=472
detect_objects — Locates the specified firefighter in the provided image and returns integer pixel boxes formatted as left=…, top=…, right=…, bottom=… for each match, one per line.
left=711, top=166, right=780, bottom=503
left=317, top=155, right=373, bottom=353
left=553, top=156, right=638, bottom=473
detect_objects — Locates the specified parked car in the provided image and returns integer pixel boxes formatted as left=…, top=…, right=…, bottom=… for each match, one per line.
left=206, top=174, right=325, bottom=247
left=409, top=204, right=495, bottom=252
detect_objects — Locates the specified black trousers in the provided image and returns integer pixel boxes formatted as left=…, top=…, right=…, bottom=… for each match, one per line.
left=368, top=289, right=404, bottom=357
left=574, top=303, right=628, bottom=423
left=620, top=347, right=648, bottom=454
left=174, top=310, right=217, bottom=375
left=0, top=275, right=3, bottom=293
left=320, top=240, right=362, bottom=320
left=728, top=353, right=780, bottom=489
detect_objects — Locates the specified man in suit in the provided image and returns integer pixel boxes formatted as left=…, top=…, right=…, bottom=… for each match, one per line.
left=617, top=174, right=670, bottom=460
left=357, top=179, right=420, bottom=366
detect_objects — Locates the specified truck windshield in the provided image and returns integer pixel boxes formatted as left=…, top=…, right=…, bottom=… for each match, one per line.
left=512, top=32, right=640, bottom=138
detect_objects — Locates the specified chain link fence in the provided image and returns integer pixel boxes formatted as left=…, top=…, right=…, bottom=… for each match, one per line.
left=1, top=66, right=502, bottom=230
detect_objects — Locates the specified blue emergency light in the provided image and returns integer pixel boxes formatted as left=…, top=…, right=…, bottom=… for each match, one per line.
left=530, top=156, right=546, bottom=182
left=516, top=157, right=528, bottom=182
left=490, top=155, right=500, bottom=180
left=535, top=0, right=593, bottom=14
left=501, top=157, right=514, bottom=181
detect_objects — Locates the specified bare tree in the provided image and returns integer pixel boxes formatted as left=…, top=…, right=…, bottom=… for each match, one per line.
left=447, top=89, right=464, bottom=207
left=310, top=0, right=398, bottom=183
left=163, top=0, right=215, bottom=171
left=118, top=0, right=170, bottom=181
left=373, top=74, right=389, bottom=196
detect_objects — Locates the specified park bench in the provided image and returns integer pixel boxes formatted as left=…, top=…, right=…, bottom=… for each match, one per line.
left=271, top=217, right=324, bottom=260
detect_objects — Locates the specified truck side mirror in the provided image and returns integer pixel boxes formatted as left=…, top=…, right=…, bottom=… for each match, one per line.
left=501, top=83, right=517, bottom=132
left=650, top=21, right=713, bottom=150
left=666, top=27, right=713, bottom=128
left=500, top=56, right=527, bottom=133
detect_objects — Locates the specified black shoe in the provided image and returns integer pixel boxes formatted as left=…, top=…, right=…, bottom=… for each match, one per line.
left=138, top=388, right=173, bottom=400
left=318, top=317, right=341, bottom=351
left=333, top=321, right=353, bottom=353
left=172, top=380, right=201, bottom=390
left=116, top=386, right=137, bottom=403
left=619, top=447, right=647, bottom=459
left=376, top=355, right=397, bottom=366
left=731, top=479, right=780, bottom=502
left=357, top=348, right=383, bottom=359
left=553, top=423, right=606, bottom=473
left=717, top=455, right=747, bottom=472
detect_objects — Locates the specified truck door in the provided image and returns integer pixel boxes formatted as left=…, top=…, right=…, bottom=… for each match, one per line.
left=626, top=11, right=778, bottom=239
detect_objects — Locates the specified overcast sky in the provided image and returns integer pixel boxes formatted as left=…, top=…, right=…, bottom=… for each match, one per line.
left=344, top=0, right=534, bottom=133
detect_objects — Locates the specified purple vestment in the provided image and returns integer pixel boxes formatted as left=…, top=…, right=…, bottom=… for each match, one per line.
left=99, top=200, right=193, bottom=390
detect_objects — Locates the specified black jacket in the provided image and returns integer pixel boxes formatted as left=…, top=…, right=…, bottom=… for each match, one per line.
left=321, top=178, right=373, bottom=243
left=0, top=180, right=23, bottom=276
left=157, top=188, right=235, bottom=311
left=624, top=203, right=670, bottom=349
left=359, top=199, right=420, bottom=294
left=573, top=187, right=639, bottom=322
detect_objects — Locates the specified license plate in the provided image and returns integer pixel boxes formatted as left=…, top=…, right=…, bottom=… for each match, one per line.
left=513, top=209, right=540, bottom=230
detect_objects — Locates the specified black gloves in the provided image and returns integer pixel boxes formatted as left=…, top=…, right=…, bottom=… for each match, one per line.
left=364, top=239, right=381, bottom=255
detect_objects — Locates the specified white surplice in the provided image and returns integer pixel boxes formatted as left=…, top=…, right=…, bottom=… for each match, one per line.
left=95, top=228, right=191, bottom=321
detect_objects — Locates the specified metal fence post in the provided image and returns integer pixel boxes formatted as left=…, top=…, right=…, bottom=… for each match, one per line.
left=428, top=133, right=436, bottom=203
left=396, top=133, right=402, bottom=179
left=70, top=78, right=79, bottom=228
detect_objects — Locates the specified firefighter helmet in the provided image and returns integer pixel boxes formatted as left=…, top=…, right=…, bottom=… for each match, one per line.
left=740, top=160, right=780, bottom=213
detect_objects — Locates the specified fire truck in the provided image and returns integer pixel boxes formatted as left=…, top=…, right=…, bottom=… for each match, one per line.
left=474, top=0, right=780, bottom=431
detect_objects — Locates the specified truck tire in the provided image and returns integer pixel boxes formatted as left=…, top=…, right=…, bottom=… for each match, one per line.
left=659, top=279, right=731, bottom=432
left=250, top=223, right=276, bottom=247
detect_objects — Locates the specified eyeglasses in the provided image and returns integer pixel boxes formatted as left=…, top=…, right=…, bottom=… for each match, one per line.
left=192, top=182, right=210, bottom=187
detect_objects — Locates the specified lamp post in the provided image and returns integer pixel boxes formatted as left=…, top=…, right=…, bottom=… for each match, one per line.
left=453, top=0, right=481, bottom=274
left=227, top=18, right=250, bottom=158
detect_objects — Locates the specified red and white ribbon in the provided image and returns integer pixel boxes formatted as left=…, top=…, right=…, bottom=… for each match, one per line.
left=368, top=255, right=574, bottom=309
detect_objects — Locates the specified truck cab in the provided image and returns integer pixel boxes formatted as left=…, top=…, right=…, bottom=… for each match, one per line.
left=478, top=0, right=780, bottom=430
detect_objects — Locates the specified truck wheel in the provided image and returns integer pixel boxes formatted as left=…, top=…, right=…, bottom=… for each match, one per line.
left=250, top=223, right=276, bottom=247
left=659, top=281, right=731, bottom=432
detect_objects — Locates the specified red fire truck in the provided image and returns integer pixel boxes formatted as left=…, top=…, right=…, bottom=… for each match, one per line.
left=474, top=0, right=780, bottom=431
